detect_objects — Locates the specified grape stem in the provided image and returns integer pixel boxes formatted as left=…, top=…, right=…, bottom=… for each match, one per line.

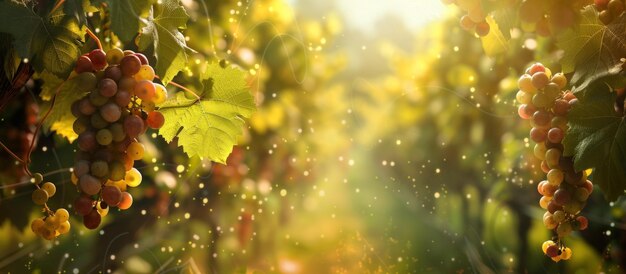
left=85, top=28, right=103, bottom=51
left=49, top=0, right=66, bottom=15
left=0, top=140, right=26, bottom=164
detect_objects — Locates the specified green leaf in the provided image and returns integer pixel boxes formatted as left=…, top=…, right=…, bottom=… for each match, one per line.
left=0, top=2, right=84, bottom=79
left=570, top=62, right=626, bottom=99
left=64, top=0, right=98, bottom=26
left=158, top=63, right=255, bottom=163
left=562, top=86, right=626, bottom=201
left=557, top=6, right=626, bottom=75
left=41, top=75, right=92, bottom=142
left=138, top=0, right=191, bottom=85
left=480, top=16, right=508, bottom=56
left=103, top=0, right=153, bottom=43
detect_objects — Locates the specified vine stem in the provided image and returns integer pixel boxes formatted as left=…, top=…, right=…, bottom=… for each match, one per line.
left=85, top=28, right=103, bottom=51
left=49, top=0, right=66, bottom=15
left=168, top=80, right=201, bottom=101
left=0, top=140, right=25, bottom=164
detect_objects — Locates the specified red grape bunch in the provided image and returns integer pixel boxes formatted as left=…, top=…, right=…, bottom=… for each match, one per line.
left=441, top=0, right=491, bottom=37
left=69, top=47, right=167, bottom=231
left=595, top=0, right=625, bottom=25
left=30, top=173, right=71, bottom=240
left=516, top=63, right=592, bottom=262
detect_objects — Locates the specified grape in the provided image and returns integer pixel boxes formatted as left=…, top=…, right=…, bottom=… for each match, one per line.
left=596, top=0, right=610, bottom=10
left=73, top=116, right=88, bottom=135
left=83, top=209, right=102, bottom=229
left=135, top=65, right=155, bottom=81
left=153, top=84, right=168, bottom=105
left=79, top=98, right=96, bottom=115
left=32, top=189, right=49, bottom=205
left=98, top=78, right=118, bottom=97
left=545, top=244, right=560, bottom=258
left=74, top=160, right=90, bottom=177
left=608, top=0, right=625, bottom=16
left=563, top=201, right=584, bottom=214
left=96, top=128, right=113, bottom=145
left=564, top=170, right=583, bottom=185
left=542, top=240, right=555, bottom=254
left=74, top=195, right=94, bottom=216
left=551, top=73, right=567, bottom=89
left=109, top=123, right=126, bottom=142
left=543, top=213, right=557, bottom=229
left=118, top=192, right=133, bottom=210
left=544, top=83, right=560, bottom=99
left=532, top=110, right=551, bottom=127
left=537, top=180, right=547, bottom=195
left=127, top=141, right=145, bottom=160
left=552, top=99, right=569, bottom=116
left=532, top=92, right=551, bottom=108
left=547, top=201, right=562, bottom=214
left=77, top=72, right=98, bottom=92
left=518, top=74, right=537, bottom=93
left=547, top=127, right=564, bottom=143
left=147, top=111, right=165, bottom=129
left=123, top=155, right=134, bottom=171
left=90, top=113, right=109, bottom=129
left=88, top=49, right=107, bottom=70
left=534, top=143, right=547, bottom=160
left=467, top=6, right=484, bottom=23
left=547, top=169, right=564, bottom=185
left=539, top=196, right=551, bottom=209
left=106, top=48, right=124, bottom=64
left=58, top=221, right=71, bottom=234
left=42, top=182, right=56, bottom=197
left=120, top=55, right=142, bottom=76
left=89, top=90, right=109, bottom=107
left=134, top=80, right=156, bottom=101
left=528, top=63, right=546, bottom=75
left=31, top=218, right=44, bottom=234
left=560, top=247, right=572, bottom=260
left=125, top=167, right=142, bottom=187
left=475, top=21, right=490, bottom=36
left=135, top=53, right=149, bottom=65
left=33, top=173, right=43, bottom=184
left=460, top=15, right=475, bottom=31
left=102, top=185, right=122, bottom=206
left=541, top=160, right=550, bottom=173
left=582, top=180, right=594, bottom=193
left=543, top=182, right=558, bottom=197
left=576, top=216, right=589, bottom=230
left=100, top=103, right=122, bottom=123
left=516, top=90, right=532, bottom=104
left=93, top=149, right=114, bottom=162
left=90, top=161, right=109, bottom=178
left=55, top=208, right=70, bottom=222
left=119, top=77, right=136, bottom=91
left=545, top=148, right=561, bottom=169
left=77, top=131, right=97, bottom=151
left=79, top=174, right=102, bottom=195
left=518, top=105, right=531, bottom=119
left=124, top=115, right=144, bottom=138
left=75, top=55, right=94, bottom=73
left=109, top=161, right=126, bottom=181
left=574, top=187, right=590, bottom=201
left=114, top=90, right=132, bottom=107
left=552, top=210, right=566, bottom=223
left=530, top=127, right=547, bottom=143
left=553, top=189, right=571, bottom=206
left=104, top=66, right=122, bottom=82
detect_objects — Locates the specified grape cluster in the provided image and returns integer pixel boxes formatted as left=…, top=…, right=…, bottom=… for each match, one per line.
left=441, top=0, right=491, bottom=36
left=30, top=173, right=71, bottom=240
left=69, top=48, right=167, bottom=230
left=595, top=0, right=625, bottom=25
left=516, top=63, right=592, bottom=261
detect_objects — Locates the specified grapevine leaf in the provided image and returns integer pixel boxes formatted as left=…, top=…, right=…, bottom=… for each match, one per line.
left=158, top=63, right=255, bottom=163
left=491, top=8, right=513, bottom=40
left=40, top=76, right=90, bottom=142
left=137, top=0, right=192, bottom=85
left=102, top=0, right=153, bottom=43
left=570, top=62, right=625, bottom=97
left=0, top=2, right=85, bottom=79
left=480, top=16, right=508, bottom=56
left=557, top=6, right=626, bottom=76
left=64, top=0, right=98, bottom=26
left=37, top=71, right=64, bottom=101
left=562, top=86, right=626, bottom=201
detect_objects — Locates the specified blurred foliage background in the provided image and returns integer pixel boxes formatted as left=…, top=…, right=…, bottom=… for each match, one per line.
left=1, top=0, right=626, bottom=273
